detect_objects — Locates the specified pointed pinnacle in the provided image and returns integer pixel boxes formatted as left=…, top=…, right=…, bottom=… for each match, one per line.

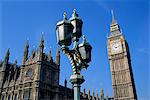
left=92, top=90, right=95, bottom=96
left=40, top=34, right=44, bottom=43
left=65, top=78, right=67, bottom=83
left=14, top=59, right=17, bottom=64
left=25, top=40, right=29, bottom=48
left=5, top=49, right=10, bottom=58
left=4, top=48, right=10, bottom=63
left=49, top=50, right=51, bottom=55
left=39, top=34, right=44, bottom=47
left=111, top=10, right=115, bottom=23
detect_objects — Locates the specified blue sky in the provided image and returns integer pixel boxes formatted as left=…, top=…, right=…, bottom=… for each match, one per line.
left=0, top=0, right=149, bottom=99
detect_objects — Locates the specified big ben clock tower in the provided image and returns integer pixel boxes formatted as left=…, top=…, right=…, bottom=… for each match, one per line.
left=107, top=11, right=137, bottom=100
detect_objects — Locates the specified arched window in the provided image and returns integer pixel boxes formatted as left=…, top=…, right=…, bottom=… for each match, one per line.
left=2, top=95, right=4, bottom=100
left=23, top=89, right=29, bottom=100
left=23, top=89, right=32, bottom=100
left=26, top=68, right=33, bottom=77
left=14, top=94, right=17, bottom=100
left=42, top=69, right=46, bottom=81
left=8, top=95, right=10, bottom=100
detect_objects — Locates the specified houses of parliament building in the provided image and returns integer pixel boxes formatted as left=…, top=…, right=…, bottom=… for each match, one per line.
left=0, top=12, right=137, bottom=100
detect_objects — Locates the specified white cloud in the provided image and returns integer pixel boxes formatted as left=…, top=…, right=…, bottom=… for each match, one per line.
left=137, top=48, right=150, bottom=55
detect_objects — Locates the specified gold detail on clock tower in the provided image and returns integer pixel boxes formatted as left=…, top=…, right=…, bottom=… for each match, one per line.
left=107, top=10, right=137, bottom=100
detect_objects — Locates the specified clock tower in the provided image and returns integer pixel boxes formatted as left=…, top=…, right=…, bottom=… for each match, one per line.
left=107, top=11, right=137, bottom=100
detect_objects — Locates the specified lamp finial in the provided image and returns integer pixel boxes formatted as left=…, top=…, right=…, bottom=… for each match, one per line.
left=63, top=12, right=67, bottom=20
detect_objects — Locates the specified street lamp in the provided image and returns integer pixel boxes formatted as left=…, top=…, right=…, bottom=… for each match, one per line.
left=56, top=9, right=92, bottom=100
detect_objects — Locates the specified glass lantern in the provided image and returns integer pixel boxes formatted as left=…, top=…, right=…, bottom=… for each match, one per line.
left=79, top=36, right=92, bottom=63
left=56, top=12, right=74, bottom=46
left=69, top=9, right=83, bottom=38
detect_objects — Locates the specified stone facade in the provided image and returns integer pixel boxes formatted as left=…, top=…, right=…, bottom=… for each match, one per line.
left=107, top=11, right=137, bottom=100
left=0, top=36, right=113, bottom=100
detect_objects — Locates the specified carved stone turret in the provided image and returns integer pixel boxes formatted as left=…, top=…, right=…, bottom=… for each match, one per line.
left=0, top=49, right=10, bottom=92
left=39, top=35, right=44, bottom=53
left=64, top=78, right=67, bottom=87
left=48, top=50, right=53, bottom=62
left=22, top=41, right=29, bottom=64
left=39, top=35, right=44, bottom=60
left=88, top=90, right=91, bottom=100
left=100, top=89, right=104, bottom=100
left=83, top=88, right=86, bottom=98
left=8, top=59, right=17, bottom=82
left=13, top=59, right=18, bottom=81
left=92, top=90, right=95, bottom=100
left=56, top=48, right=60, bottom=66
left=4, top=49, right=10, bottom=65
left=96, top=91, right=99, bottom=100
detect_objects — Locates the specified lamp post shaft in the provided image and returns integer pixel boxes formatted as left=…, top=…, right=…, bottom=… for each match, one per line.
left=70, top=74, right=85, bottom=100
left=73, top=83, right=81, bottom=100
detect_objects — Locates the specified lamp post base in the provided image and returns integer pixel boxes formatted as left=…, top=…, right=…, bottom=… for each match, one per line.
left=70, top=74, right=85, bottom=100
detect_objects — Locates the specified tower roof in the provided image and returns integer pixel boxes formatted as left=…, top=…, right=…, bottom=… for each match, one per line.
left=109, top=10, right=122, bottom=37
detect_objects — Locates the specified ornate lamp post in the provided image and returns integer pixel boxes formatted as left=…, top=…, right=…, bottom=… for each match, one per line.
left=56, top=9, right=92, bottom=100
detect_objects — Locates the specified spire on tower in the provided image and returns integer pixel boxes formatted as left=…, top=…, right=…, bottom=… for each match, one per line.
left=96, top=90, right=99, bottom=100
left=92, top=90, right=95, bottom=100
left=110, top=10, right=121, bottom=34
left=22, top=40, right=29, bottom=64
left=4, top=49, right=10, bottom=64
left=111, top=10, right=116, bottom=24
left=48, top=50, right=52, bottom=62
left=56, top=48, right=60, bottom=66
left=83, top=88, right=86, bottom=98
left=100, top=89, right=104, bottom=100
left=88, top=89, right=91, bottom=99
left=64, top=78, right=67, bottom=87
left=39, top=33, right=44, bottom=52
left=14, top=59, right=17, bottom=65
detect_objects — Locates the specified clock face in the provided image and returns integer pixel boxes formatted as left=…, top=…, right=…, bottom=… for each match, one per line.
left=111, top=41, right=122, bottom=54
left=112, top=43, right=120, bottom=51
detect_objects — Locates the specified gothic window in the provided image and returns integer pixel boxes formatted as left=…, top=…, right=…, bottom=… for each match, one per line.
left=49, top=70, right=52, bottom=84
left=14, top=94, right=17, bottom=100
left=124, top=72, right=127, bottom=82
left=2, top=95, right=4, bottom=100
left=23, top=90, right=29, bottom=100
left=16, top=69, right=20, bottom=80
left=42, top=69, right=46, bottom=81
left=51, top=70, right=54, bottom=84
left=40, top=91, right=45, bottom=99
left=23, top=89, right=32, bottom=100
left=26, top=68, right=33, bottom=77
left=124, top=87, right=127, bottom=97
left=29, top=89, right=32, bottom=100
left=8, top=95, right=10, bottom=100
